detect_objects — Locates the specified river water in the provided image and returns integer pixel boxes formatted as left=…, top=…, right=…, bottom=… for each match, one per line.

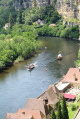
left=0, top=37, right=79, bottom=119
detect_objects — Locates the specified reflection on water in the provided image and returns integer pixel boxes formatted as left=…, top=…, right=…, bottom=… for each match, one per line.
left=0, top=37, right=79, bottom=119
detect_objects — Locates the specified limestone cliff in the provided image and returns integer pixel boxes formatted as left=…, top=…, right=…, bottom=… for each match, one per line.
left=56, top=0, right=80, bottom=21
left=29, top=0, right=80, bottom=21
left=14, top=0, right=54, bottom=9
left=14, top=0, right=80, bottom=21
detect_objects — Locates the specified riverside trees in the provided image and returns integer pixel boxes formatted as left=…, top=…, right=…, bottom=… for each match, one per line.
left=0, top=3, right=79, bottom=71
left=0, top=25, right=40, bottom=71
left=37, top=24, right=79, bottom=39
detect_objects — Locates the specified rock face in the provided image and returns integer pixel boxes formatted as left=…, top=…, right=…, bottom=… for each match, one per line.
left=26, top=0, right=54, bottom=8
left=29, top=0, right=80, bottom=20
left=13, top=0, right=80, bottom=20
left=56, top=0, right=80, bottom=20
left=14, top=0, right=54, bottom=9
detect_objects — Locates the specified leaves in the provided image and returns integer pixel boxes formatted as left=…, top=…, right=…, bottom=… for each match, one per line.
left=0, top=24, right=40, bottom=70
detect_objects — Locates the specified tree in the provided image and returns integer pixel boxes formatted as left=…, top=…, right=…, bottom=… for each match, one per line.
left=62, top=96, right=69, bottom=119
left=31, top=116, right=34, bottom=119
left=9, top=13, right=14, bottom=26
left=16, top=10, right=22, bottom=24
left=50, top=109, right=56, bottom=119
left=33, top=0, right=36, bottom=7
left=19, top=0, right=23, bottom=5
left=57, top=103, right=63, bottom=119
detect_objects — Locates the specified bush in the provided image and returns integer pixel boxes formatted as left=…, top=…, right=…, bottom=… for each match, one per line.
left=71, top=104, right=76, bottom=111
left=6, top=34, right=12, bottom=39
left=0, top=34, right=5, bottom=40
left=0, top=24, right=40, bottom=70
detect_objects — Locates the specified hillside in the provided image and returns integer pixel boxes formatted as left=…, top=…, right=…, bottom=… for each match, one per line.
left=56, top=0, right=80, bottom=21
left=0, top=0, right=79, bottom=28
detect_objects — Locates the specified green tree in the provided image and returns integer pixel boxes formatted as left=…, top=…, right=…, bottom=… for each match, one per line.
left=57, top=103, right=63, bottom=119
left=34, top=0, right=36, bottom=7
left=0, top=24, right=40, bottom=71
left=50, top=109, right=56, bottom=119
left=9, top=13, right=13, bottom=26
left=62, top=96, right=69, bottom=119
left=16, top=10, right=22, bottom=24
left=19, top=0, right=23, bottom=5
left=31, top=116, right=34, bottom=119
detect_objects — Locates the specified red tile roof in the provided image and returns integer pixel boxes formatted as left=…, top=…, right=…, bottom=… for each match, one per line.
left=5, top=113, right=32, bottom=119
left=17, top=109, right=42, bottom=119
left=63, top=93, right=76, bottom=99
left=24, top=98, right=46, bottom=117
left=62, top=68, right=80, bottom=83
left=5, top=109, right=42, bottom=119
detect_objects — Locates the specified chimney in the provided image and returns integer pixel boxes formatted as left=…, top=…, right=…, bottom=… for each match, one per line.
left=43, top=97, right=48, bottom=105
left=22, top=112, right=25, bottom=115
left=73, top=73, right=76, bottom=81
left=73, top=73, right=78, bottom=81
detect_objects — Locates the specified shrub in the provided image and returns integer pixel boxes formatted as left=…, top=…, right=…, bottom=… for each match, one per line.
left=71, top=104, right=76, bottom=111
left=0, top=34, right=5, bottom=40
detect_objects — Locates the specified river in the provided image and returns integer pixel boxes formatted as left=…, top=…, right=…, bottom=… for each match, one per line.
left=0, top=37, right=79, bottom=119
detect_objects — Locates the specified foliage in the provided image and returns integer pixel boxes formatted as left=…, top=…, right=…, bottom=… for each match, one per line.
left=0, top=24, right=40, bottom=71
left=9, top=13, right=13, bottom=25
left=0, top=34, right=5, bottom=40
left=37, top=25, right=57, bottom=36
left=22, top=7, right=39, bottom=25
left=0, top=1, right=79, bottom=71
left=22, top=5, right=61, bottom=25
left=57, top=103, right=63, bottom=119
left=68, top=99, right=80, bottom=119
left=60, top=25, right=79, bottom=39
left=39, top=5, right=61, bottom=24
left=33, top=0, right=36, bottom=7
left=54, top=0, right=57, bottom=4
left=14, top=55, right=23, bottom=63
left=75, top=60, right=80, bottom=67
left=0, top=0, right=17, bottom=27
left=71, top=104, right=77, bottom=111
left=31, top=116, right=34, bottom=119
left=5, top=34, right=12, bottom=39
left=16, top=9, right=23, bottom=24
left=50, top=109, right=56, bottom=119
left=62, top=96, right=69, bottom=119
left=37, top=24, right=79, bottom=39
left=75, top=52, right=80, bottom=67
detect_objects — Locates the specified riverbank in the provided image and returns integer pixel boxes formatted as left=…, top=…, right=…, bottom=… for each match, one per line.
left=5, top=67, right=80, bottom=119
left=0, top=37, right=79, bottom=119
left=0, top=22, right=79, bottom=72
left=36, top=24, right=79, bottom=40
left=0, top=25, right=41, bottom=72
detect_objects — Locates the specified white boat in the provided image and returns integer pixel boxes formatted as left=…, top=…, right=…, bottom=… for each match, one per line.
left=57, top=54, right=63, bottom=60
